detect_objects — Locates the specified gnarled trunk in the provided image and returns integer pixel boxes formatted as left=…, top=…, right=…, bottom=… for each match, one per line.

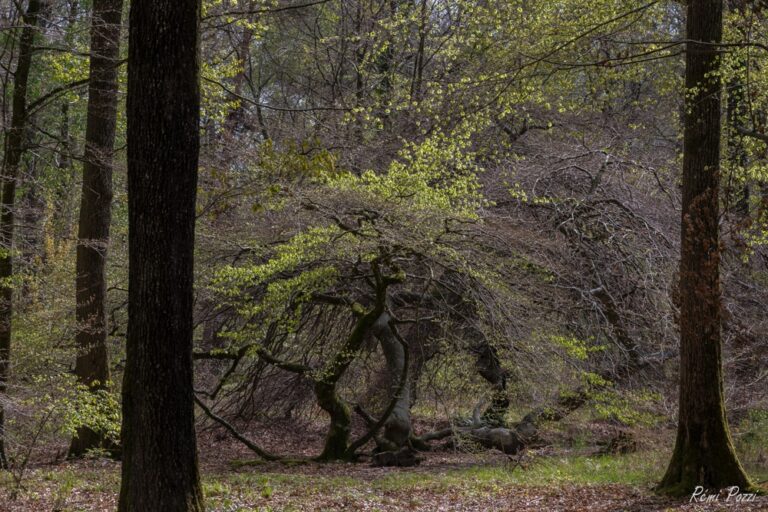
left=315, top=305, right=383, bottom=461
left=314, top=380, right=353, bottom=461
left=372, top=312, right=411, bottom=450
left=474, top=339, right=510, bottom=427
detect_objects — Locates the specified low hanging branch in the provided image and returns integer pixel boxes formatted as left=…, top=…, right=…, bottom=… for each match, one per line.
left=736, top=126, right=768, bottom=144
left=194, top=395, right=281, bottom=462
left=193, top=323, right=312, bottom=375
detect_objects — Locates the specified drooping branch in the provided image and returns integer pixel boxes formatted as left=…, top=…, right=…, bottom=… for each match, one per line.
left=193, top=323, right=312, bottom=374
left=736, top=126, right=768, bottom=144
left=194, top=395, right=280, bottom=461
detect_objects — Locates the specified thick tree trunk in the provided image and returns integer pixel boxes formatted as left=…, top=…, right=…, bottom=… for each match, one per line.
left=118, top=0, right=205, bottom=510
left=657, top=0, right=754, bottom=496
left=372, top=312, right=412, bottom=450
left=69, top=0, right=123, bottom=458
left=314, top=379, right=353, bottom=461
left=315, top=266, right=395, bottom=462
left=0, top=0, right=42, bottom=471
left=315, top=306, right=383, bottom=461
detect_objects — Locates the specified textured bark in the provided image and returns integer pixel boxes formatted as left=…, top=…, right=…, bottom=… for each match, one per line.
left=657, top=0, right=754, bottom=496
left=118, top=0, right=205, bottom=510
left=474, top=340, right=510, bottom=427
left=372, top=312, right=412, bottom=450
left=69, top=0, right=123, bottom=458
left=314, top=265, right=395, bottom=462
left=0, top=0, right=42, bottom=470
left=315, top=306, right=383, bottom=461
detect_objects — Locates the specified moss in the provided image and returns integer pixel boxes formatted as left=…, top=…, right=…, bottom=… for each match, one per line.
left=314, top=381, right=353, bottom=462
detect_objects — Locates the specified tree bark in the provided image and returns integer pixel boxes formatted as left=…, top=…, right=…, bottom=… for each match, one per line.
left=315, top=306, right=383, bottom=461
left=372, top=312, right=412, bottom=450
left=118, top=0, right=205, bottom=510
left=0, top=0, right=42, bottom=471
left=314, top=262, right=396, bottom=462
left=69, top=0, right=123, bottom=458
left=474, top=339, right=510, bottom=427
left=657, top=0, right=754, bottom=496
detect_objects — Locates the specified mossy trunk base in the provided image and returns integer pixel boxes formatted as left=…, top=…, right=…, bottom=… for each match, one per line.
left=315, top=381, right=353, bottom=462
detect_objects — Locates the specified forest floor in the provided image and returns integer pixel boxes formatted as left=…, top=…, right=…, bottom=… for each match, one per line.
left=1, top=420, right=766, bottom=511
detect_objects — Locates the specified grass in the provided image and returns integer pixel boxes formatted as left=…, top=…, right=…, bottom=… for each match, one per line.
left=195, top=451, right=669, bottom=511
left=218, top=450, right=666, bottom=490
left=1, top=448, right=765, bottom=511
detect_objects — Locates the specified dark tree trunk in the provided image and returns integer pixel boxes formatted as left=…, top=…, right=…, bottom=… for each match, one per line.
left=69, top=0, right=124, bottom=458
left=118, top=0, right=204, bottom=510
left=19, top=153, right=45, bottom=277
left=315, top=306, right=383, bottom=461
left=0, top=0, right=42, bottom=471
left=314, top=264, right=395, bottom=462
left=474, top=340, right=510, bottom=427
left=657, top=0, right=754, bottom=496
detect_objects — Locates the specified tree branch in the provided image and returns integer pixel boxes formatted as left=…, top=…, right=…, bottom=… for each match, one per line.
left=194, top=395, right=281, bottom=461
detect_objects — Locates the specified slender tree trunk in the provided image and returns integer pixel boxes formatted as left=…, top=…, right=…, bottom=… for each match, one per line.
left=0, top=0, right=42, bottom=471
left=118, top=0, right=204, bottom=510
left=223, top=26, right=253, bottom=132
left=474, top=340, right=510, bottom=428
left=19, top=152, right=45, bottom=278
left=657, top=0, right=754, bottom=496
left=726, top=48, right=748, bottom=215
left=410, top=0, right=428, bottom=102
left=69, top=0, right=123, bottom=458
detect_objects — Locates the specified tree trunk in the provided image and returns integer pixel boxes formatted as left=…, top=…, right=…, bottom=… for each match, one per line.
left=315, top=268, right=393, bottom=462
left=69, top=0, right=123, bottom=458
left=0, top=0, right=42, bottom=471
left=474, top=339, right=510, bottom=427
left=315, top=306, right=382, bottom=461
left=118, top=0, right=205, bottom=510
left=372, top=312, right=412, bottom=450
left=657, top=0, right=754, bottom=496
left=726, top=54, right=749, bottom=216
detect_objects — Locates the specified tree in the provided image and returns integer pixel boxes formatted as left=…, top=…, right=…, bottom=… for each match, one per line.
left=69, top=0, right=124, bottom=459
left=118, top=0, right=204, bottom=510
left=657, top=0, right=755, bottom=496
left=0, top=0, right=42, bottom=470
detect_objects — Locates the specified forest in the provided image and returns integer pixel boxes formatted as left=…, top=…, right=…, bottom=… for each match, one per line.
left=0, top=0, right=766, bottom=510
